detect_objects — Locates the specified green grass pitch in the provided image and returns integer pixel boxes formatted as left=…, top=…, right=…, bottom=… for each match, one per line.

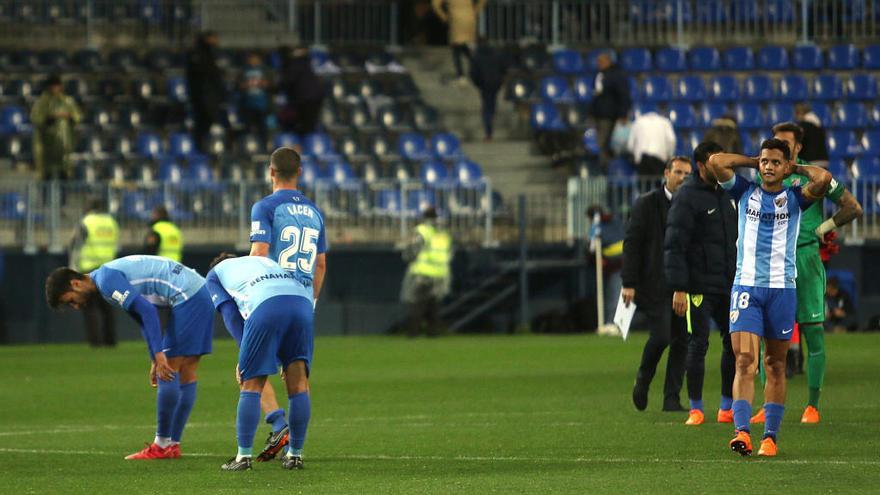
left=2, top=333, right=879, bottom=494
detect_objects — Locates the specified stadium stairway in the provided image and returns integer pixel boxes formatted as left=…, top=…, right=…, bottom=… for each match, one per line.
left=401, top=47, right=565, bottom=198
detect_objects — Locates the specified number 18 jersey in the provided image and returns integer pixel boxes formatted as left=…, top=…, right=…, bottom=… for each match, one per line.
left=250, top=188, right=327, bottom=285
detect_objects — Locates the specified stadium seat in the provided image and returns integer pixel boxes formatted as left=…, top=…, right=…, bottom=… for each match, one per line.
left=348, top=102, right=377, bottom=131
left=864, top=44, right=880, bottom=70
left=708, top=75, right=739, bottom=101
left=431, top=133, right=463, bottom=161
left=641, top=75, right=672, bottom=101
left=10, top=50, right=38, bottom=71
left=324, top=161, right=359, bottom=188
left=743, top=74, right=774, bottom=101
left=767, top=103, right=794, bottom=124
left=695, top=0, right=727, bottom=23
left=699, top=102, right=728, bottom=127
left=826, top=130, right=861, bottom=158
left=420, top=161, right=450, bottom=187
left=539, top=76, right=573, bottom=103
left=674, top=75, right=707, bottom=102
left=740, top=131, right=758, bottom=156
left=412, top=103, right=440, bottom=133
left=398, top=132, right=430, bottom=162
left=853, top=157, right=880, bottom=180
left=1, top=79, right=35, bottom=102
left=812, top=74, right=843, bottom=100
left=0, top=105, right=29, bottom=135
left=565, top=105, right=590, bottom=129
left=860, top=130, right=880, bottom=157
left=136, top=132, right=163, bottom=159
left=168, top=132, right=197, bottom=159
left=620, top=48, right=652, bottom=72
left=166, top=77, right=188, bottom=103
left=506, top=77, right=535, bottom=101
left=1, top=133, right=32, bottom=162
left=108, top=49, right=138, bottom=71
left=633, top=102, right=659, bottom=118
left=552, top=49, right=585, bottom=75
left=454, top=160, right=483, bottom=184
left=792, top=45, right=823, bottom=70
left=826, top=158, right=850, bottom=181
left=186, top=158, right=215, bottom=183
left=64, top=78, right=90, bottom=102
left=145, top=49, right=177, bottom=71
left=722, top=46, right=754, bottom=71
left=582, top=49, right=605, bottom=72
left=530, top=102, right=566, bottom=130
left=108, top=132, right=134, bottom=158
left=668, top=103, right=698, bottom=129
left=582, top=128, right=600, bottom=155
left=573, top=75, right=594, bottom=103
left=834, top=102, right=868, bottom=129
left=158, top=160, right=183, bottom=183
left=302, top=133, right=339, bottom=161
left=765, top=0, right=795, bottom=22
left=676, top=131, right=701, bottom=157
left=0, top=192, right=25, bottom=220
left=730, top=0, right=758, bottom=22
left=376, top=104, right=410, bottom=131
left=520, top=45, right=550, bottom=72
left=131, top=78, right=157, bottom=100
left=687, top=47, right=721, bottom=71
left=74, top=49, right=102, bottom=72
left=655, top=47, right=687, bottom=72
left=777, top=74, right=809, bottom=101
left=735, top=102, right=765, bottom=130
left=827, top=44, right=859, bottom=70
left=357, top=80, right=382, bottom=99
left=846, top=74, right=878, bottom=100
left=96, top=78, right=124, bottom=101
left=810, top=103, right=831, bottom=126
left=117, top=105, right=144, bottom=130
left=607, top=157, right=637, bottom=183
left=38, top=50, right=68, bottom=72
left=756, top=45, right=789, bottom=70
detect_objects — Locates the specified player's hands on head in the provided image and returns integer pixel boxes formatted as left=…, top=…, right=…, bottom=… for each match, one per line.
left=152, top=352, right=175, bottom=383
left=672, top=291, right=688, bottom=317
left=622, top=288, right=635, bottom=307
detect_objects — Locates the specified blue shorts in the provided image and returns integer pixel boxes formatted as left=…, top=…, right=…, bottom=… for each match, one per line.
left=728, top=284, right=797, bottom=341
left=239, top=295, right=314, bottom=381
left=163, top=286, right=214, bottom=357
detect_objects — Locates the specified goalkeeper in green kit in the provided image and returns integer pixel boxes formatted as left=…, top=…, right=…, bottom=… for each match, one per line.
left=751, top=122, right=863, bottom=424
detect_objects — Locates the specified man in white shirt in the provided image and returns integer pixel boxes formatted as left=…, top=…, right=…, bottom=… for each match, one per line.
left=627, top=111, right=677, bottom=175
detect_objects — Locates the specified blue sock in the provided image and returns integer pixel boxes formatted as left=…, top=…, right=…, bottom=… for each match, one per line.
left=720, top=395, right=733, bottom=411
left=236, top=391, right=262, bottom=452
left=764, top=402, right=785, bottom=441
left=288, top=392, right=311, bottom=453
left=156, top=375, right=180, bottom=439
left=170, top=381, right=198, bottom=443
left=689, top=399, right=704, bottom=411
left=732, top=399, right=752, bottom=433
left=265, top=408, right=288, bottom=433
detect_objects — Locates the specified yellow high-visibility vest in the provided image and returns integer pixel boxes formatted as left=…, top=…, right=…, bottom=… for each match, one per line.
left=152, top=220, right=183, bottom=262
left=409, top=223, right=452, bottom=279
left=78, top=213, right=119, bottom=272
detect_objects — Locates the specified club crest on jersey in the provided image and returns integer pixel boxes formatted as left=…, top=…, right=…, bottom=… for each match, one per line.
left=112, top=290, right=130, bottom=306
left=730, top=310, right=739, bottom=323
left=691, top=294, right=703, bottom=307
left=774, top=195, right=787, bottom=207
left=791, top=177, right=802, bottom=187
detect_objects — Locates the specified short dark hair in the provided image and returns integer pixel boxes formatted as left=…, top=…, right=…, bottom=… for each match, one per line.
left=270, top=147, right=302, bottom=181
left=772, top=122, right=804, bottom=144
left=152, top=205, right=170, bottom=221
left=693, top=141, right=724, bottom=166
left=86, top=197, right=105, bottom=212
left=666, top=155, right=692, bottom=170
left=422, top=207, right=438, bottom=220
left=760, top=138, right=791, bottom=161
left=209, top=252, right=238, bottom=270
left=45, top=267, right=86, bottom=309
left=45, top=74, right=62, bottom=87
left=827, top=276, right=840, bottom=289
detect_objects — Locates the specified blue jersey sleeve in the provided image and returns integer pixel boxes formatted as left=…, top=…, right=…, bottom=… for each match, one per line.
left=250, top=200, right=273, bottom=244
left=205, top=270, right=232, bottom=308
left=790, top=186, right=813, bottom=210
left=217, top=300, right=245, bottom=346
left=719, top=174, right=751, bottom=201
left=92, top=267, right=137, bottom=311
left=127, top=296, right=163, bottom=359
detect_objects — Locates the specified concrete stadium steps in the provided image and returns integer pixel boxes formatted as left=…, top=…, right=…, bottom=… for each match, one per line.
left=461, top=140, right=566, bottom=197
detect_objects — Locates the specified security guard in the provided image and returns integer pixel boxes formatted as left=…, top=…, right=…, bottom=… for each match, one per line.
left=400, top=207, right=453, bottom=336
left=144, top=206, right=183, bottom=262
left=69, top=198, right=119, bottom=346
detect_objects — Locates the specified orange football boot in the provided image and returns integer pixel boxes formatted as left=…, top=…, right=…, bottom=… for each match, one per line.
left=750, top=408, right=766, bottom=424
left=685, top=409, right=705, bottom=426
left=717, top=408, right=734, bottom=423
left=729, top=430, right=753, bottom=457
left=124, top=443, right=178, bottom=460
left=758, top=437, right=778, bottom=457
left=801, top=405, right=820, bottom=424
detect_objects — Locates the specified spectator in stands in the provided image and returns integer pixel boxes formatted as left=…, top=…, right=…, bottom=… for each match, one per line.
left=401, top=207, right=453, bottom=337
left=431, top=0, right=487, bottom=84
left=703, top=115, right=742, bottom=155
left=826, top=277, right=856, bottom=332
left=30, top=74, right=82, bottom=181
left=278, top=46, right=325, bottom=135
left=587, top=205, right=624, bottom=331
left=186, top=31, right=225, bottom=154
left=238, top=53, right=270, bottom=144
left=590, top=52, right=631, bottom=168
left=627, top=111, right=676, bottom=175
left=469, top=37, right=507, bottom=142
left=795, top=103, right=829, bottom=168
left=143, top=206, right=183, bottom=262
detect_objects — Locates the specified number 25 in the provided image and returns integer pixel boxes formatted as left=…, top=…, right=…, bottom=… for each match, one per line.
left=279, top=226, right=319, bottom=273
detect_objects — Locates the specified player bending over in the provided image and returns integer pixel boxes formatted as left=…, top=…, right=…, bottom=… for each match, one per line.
left=708, top=139, right=831, bottom=457
left=207, top=254, right=317, bottom=472
left=45, top=255, right=213, bottom=459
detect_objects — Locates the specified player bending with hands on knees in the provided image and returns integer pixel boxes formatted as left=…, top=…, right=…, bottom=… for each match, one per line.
left=45, top=255, right=214, bottom=460
left=207, top=254, right=320, bottom=472
left=707, top=139, right=831, bottom=457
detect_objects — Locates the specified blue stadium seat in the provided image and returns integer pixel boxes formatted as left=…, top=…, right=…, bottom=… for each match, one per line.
left=166, top=77, right=188, bottom=103
left=454, top=160, right=483, bottom=184
left=827, top=130, right=861, bottom=158
left=827, top=44, right=859, bottom=70
left=506, top=77, right=535, bottom=101
left=108, top=49, right=138, bottom=71
left=826, top=158, right=850, bottom=181
left=96, top=78, right=124, bottom=101
left=777, top=74, right=809, bottom=101
left=607, top=157, right=637, bottom=184
left=573, top=75, right=594, bottom=103
left=65, top=78, right=90, bottom=102
left=735, top=103, right=765, bottom=130
left=348, top=102, right=377, bottom=131
left=708, top=75, right=739, bottom=101
left=739, top=131, right=758, bottom=156
left=582, top=128, right=600, bottom=155
left=687, top=47, right=720, bottom=71
left=0, top=105, right=28, bottom=135
left=655, top=47, right=687, bottom=72
left=676, top=131, right=701, bottom=157
left=303, top=133, right=339, bottom=161
left=810, top=103, right=832, bottom=126
left=565, top=105, right=590, bottom=129
left=108, top=132, right=134, bottom=158
left=325, top=161, right=360, bottom=189
left=854, top=158, right=880, bottom=184
left=695, top=0, right=728, bottom=23
left=552, top=49, right=585, bottom=75
left=812, top=74, right=843, bottom=100
left=792, top=45, right=823, bottom=70
left=765, top=0, right=795, bottom=21
left=633, top=102, right=659, bottom=118
left=158, top=160, right=183, bottom=183
left=582, top=49, right=607, bottom=72
left=861, top=130, right=880, bottom=157
left=756, top=46, right=789, bottom=70
left=0, top=192, right=26, bottom=220
left=530, top=102, right=566, bottom=131
left=675, top=75, right=707, bottom=102
left=700, top=103, right=728, bottom=127
left=834, top=102, right=868, bottom=129
left=520, top=46, right=550, bottom=72
left=298, top=160, right=319, bottom=189
left=743, top=74, right=774, bottom=101
left=1, top=133, right=33, bottom=162
left=398, top=132, right=430, bottom=161
left=730, top=0, right=758, bottom=21
left=168, top=133, right=197, bottom=159
left=420, top=161, right=451, bottom=187
left=846, top=74, right=878, bottom=100
left=186, top=158, right=215, bottom=183
left=864, top=44, right=880, bottom=70
left=137, top=132, right=164, bottom=160
left=722, top=46, right=754, bottom=71
left=377, top=104, right=410, bottom=131
left=412, top=103, right=440, bottom=133
left=539, top=76, right=573, bottom=103
left=641, top=75, right=672, bottom=102
left=431, top=133, right=463, bottom=161
left=1, top=78, right=35, bottom=102
left=38, top=50, right=68, bottom=72
left=668, top=103, right=698, bottom=129
left=74, top=49, right=102, bottom=72
left=620, top=48, right=652, bottom=72
left=767, top=103, right=794, bottom=124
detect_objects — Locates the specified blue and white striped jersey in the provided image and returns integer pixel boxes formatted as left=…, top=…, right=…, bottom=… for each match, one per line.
left=92, top=255, right=205, bottom=309
left=205, top=256, right=311, bottom=320
left=721, top=175, right=812, bottom=289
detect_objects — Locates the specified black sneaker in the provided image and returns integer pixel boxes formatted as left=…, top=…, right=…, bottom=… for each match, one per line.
left=281, top=454, right=304, bottom=470
left=632, top=379, right=649, bottom=411
left=257, top=426, right=290, bottom=462
left=221, top=456, right=253, bottom=471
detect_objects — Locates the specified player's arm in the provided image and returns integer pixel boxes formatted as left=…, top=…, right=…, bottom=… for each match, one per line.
left=313, top=253, right=326, bottom=300
left=706, top=152, right=759, bottom=183
left=664, top=193, right=693, bottom=316
left=822, top=186, right=864, bottom=235
left=621, top=195, right=648, bottom=306
left=205, top=270, right=244, bottom=345
left=249, top=242, right=269, bottom=257
left=794, top=164, right=832, bottom=203
left=249, top=200, right=273, bottom=258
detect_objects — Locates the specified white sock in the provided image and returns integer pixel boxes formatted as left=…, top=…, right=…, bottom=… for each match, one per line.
left=154, top=436, right=173, bottom=448
left=235, top=454, right=252, bottom=462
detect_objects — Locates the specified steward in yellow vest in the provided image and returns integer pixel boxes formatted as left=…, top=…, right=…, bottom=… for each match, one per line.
left=144, top=206, right=183, bottom=262
left=400, top=208, right=453, bottom=336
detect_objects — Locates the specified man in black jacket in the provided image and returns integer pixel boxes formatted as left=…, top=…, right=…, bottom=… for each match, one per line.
left=186, top=31, right=225, bottom=154
left=664, top=141, right=738, bottom=426
left=625, top=156, right=692, bottom=412
left=589, top=52, right=631, bottom=167
left=470, top=37, right=507, bottom=142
